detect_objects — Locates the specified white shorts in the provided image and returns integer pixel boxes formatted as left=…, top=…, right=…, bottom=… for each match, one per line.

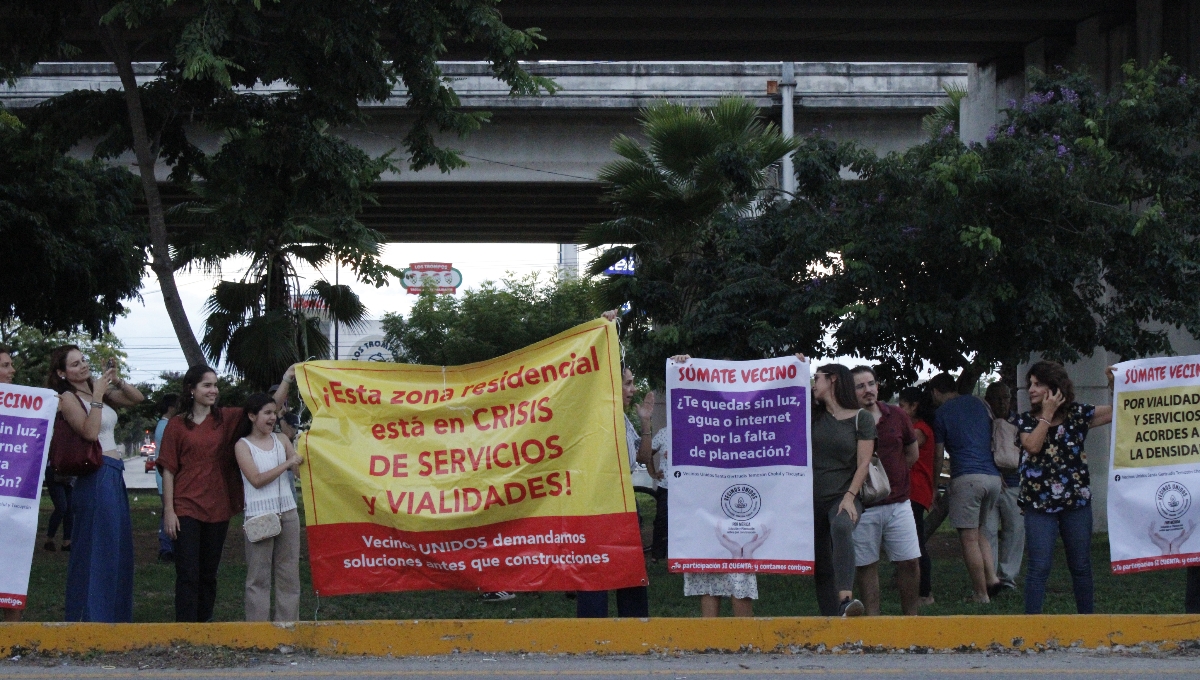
left=852, top=501, right=922, bottom=566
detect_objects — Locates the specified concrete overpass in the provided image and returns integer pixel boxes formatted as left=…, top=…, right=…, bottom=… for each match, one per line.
left=2, top=60, right=965, bottom=242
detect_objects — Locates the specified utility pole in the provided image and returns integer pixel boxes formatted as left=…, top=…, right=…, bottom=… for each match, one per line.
left=780, top=61, right=797, bottom=198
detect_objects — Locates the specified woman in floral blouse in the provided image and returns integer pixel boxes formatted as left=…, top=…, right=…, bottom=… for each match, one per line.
left=1016, top=361, right=1112, bottom=614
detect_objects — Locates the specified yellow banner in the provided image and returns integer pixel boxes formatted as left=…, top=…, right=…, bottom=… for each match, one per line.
left=293, top=319, right=646, bottom=595
left=1113, top=385, right=1200, bottom=469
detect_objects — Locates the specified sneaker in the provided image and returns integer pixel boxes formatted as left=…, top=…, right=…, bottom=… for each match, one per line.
left=987, top=581, right=1004, bottom=598
left=481, top=591, right=516, bottom=603
left=838, top=597, right=864, bottom=618
left=60, top=542, right=70, bottom=552
left=999, top=579, right=1018, bottom=591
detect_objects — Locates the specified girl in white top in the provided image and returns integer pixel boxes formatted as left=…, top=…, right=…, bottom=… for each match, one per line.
left=234, top=393, right=303, bottom=622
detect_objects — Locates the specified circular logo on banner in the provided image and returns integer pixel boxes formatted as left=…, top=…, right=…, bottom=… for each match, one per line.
left=720, top=484, right=761, bottom=521
left=350, top=337, right=395, bottom=363
left=1156, top=481, right=1191, bottom=520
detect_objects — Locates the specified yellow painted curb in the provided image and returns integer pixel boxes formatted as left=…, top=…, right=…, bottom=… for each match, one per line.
left=2, top=615, right=1200, bottom=656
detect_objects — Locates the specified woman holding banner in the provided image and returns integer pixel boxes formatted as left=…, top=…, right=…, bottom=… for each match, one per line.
left=159, top=365, right=247, bottom=622
left=809, top=362, right=874, bottom=618
left=51, top=345, right=145, bottom=622
left=669, top=354, right=759, bottom=617
left=235, top=393, right=303, bottom=621
left=1015, top=361, right=1112, bottom=614
left=0, top=345, right=21, bottom=622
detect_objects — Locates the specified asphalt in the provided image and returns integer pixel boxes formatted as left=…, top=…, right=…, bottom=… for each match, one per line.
left=3, top=651, right=1200, bottom=680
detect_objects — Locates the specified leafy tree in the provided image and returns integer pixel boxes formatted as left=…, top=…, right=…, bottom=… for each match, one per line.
left=581, top=97, right=805, bottom=384
left=3, top=0, right=556, bottom=366
left=382, top=274, right=605, bottom=366
left=0, top=109, right=146, bottom=337
left=781, top=60, right=1200, bottom=393
left=0, top=321, right=128, bottom=388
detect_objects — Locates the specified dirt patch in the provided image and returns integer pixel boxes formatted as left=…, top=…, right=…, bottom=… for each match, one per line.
left=5, top=644, right=311, bottom=669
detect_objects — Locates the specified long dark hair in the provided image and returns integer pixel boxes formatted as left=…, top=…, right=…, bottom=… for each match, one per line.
left=46, top=345, right=93, bottom=395
left=236, top=393, right=276, bottom=440
left=178, top=364, right=222, bottom=427
left=898, top=386, right=937, bottom=425
left=813, top=363, right=859, bottom=416
left=1026, top=360, right=1074, bottom=420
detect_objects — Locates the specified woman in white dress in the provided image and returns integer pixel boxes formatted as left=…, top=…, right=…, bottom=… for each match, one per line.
left=234, top=393, right=303, bottom=621
left=670, top=355, right=758, bottom=617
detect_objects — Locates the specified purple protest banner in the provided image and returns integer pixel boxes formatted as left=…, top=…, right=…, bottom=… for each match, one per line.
left=0, top=384, right=58, bottom=610
left=666, top=357, right=813, bottom=575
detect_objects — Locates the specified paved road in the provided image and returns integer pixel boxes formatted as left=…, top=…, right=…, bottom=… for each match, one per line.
left=121, top=456, right=158, bottom=492
left=3, top=652, right=1200, bottom=680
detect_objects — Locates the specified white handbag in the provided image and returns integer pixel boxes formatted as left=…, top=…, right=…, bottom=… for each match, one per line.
left=859, top=453, right=892, bottom=506
left=243, top=437, right=286, bottom=543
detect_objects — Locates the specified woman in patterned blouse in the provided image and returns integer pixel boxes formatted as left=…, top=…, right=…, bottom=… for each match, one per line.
left=1016, top=361, right=1112, bottom=614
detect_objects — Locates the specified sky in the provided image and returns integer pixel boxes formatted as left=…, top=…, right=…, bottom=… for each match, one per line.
left=113, top=243, right=572, bottom=383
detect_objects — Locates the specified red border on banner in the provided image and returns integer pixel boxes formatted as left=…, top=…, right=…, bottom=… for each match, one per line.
left=1112, top=551, right=1200, bottom=574
left=666, top=559, right=813, bottom=575
left=307, top=512, right=645, bottom=596
left=0, top=593, right=26, bottom=609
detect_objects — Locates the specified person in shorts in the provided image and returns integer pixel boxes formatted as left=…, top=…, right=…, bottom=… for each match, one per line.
left=850, top=366, right=921, bottom=615
left=930, top=373, right=1003, bottom=603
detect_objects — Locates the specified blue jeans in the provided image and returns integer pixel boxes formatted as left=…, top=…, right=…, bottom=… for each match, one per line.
left=1024, top=505, right=1093, bottom=614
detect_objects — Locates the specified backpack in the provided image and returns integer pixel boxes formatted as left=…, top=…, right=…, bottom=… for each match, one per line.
left=979, top=396, right=1020, bottom=472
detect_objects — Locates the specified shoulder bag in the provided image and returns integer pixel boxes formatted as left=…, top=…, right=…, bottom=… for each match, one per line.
left=49, top=394, right=103, bottom=476
left=243, top=435, right=285, bottom=543
left=856, top=410, right=892, bottom=506
left=979, top=396, right=1021, bottom=472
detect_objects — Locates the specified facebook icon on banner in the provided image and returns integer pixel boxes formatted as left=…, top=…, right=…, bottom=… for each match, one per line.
left=604, top=257, right=636, bottom=276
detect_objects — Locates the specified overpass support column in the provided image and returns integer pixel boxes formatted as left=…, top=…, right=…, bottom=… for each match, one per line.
left=1138, top=0, right=1165, bottom=66
left=959, top=62, right=997, bottom=145
left=779, top=61, right=796, bottom=197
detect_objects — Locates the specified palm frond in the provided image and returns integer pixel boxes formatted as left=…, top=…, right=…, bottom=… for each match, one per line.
left=309, top=280, right=368, bottom=331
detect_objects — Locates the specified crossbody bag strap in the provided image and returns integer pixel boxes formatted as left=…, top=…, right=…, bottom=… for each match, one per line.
left=273, top=433, right=287, bottom=515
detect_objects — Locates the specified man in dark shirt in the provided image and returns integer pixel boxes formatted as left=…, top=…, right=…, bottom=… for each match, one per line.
left=931, top=373, right=1003, bottom=603
left=850, top=366, right=921, bottom=615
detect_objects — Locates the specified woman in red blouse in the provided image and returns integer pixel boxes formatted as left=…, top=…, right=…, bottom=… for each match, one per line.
left=898, top=386, right=937, bottom=607
left=158, top=365, right=246, bottom=622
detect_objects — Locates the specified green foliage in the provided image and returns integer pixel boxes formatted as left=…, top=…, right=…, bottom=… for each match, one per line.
left=0, top=110, right=146, bottom=335
left=4, top=0, right=556, bottom=174
left=381, top=274, right=605, bottom=366
left=600, top=64, right=1200, bottom=395
left=4, top=0, right=556, bottom=364
left=780, top=60, right=1200, bottom=391
left=0, top=322, right=128, bottom=389
left=582, top=97, right=808, bottom=385
left=202, top=274, right=366, bottom=390
left=921, top=83, right=967, bottom=137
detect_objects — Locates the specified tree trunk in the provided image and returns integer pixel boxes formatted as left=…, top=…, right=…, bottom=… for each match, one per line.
left=100, top=25, right=207, bottom=367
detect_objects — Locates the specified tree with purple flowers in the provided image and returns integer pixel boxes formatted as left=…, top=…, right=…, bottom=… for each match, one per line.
left=780, top=59, right=1200, bottom=393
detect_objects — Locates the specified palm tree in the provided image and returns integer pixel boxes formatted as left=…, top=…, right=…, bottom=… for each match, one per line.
left=580, top=97, right=799, bottom=379
left=174, top=109, right=394, bottom=387
left=200, top=250, right=368, bottom=389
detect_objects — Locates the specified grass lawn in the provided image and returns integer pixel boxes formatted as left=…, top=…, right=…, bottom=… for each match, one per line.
left=20, top=490, right=1187, bottom=622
